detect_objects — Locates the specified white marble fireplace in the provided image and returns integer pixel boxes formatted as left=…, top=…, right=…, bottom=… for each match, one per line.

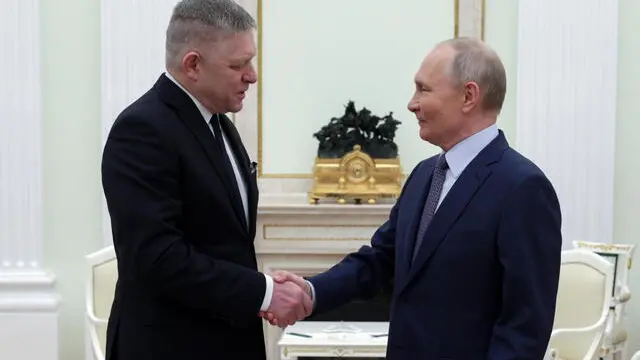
left=255, top=194, right=392, bottom=360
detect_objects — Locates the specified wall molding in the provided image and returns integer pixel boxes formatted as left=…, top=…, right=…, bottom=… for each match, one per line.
left=246, top=0, right=485, bottom=180
left=516, top=0, right=619, bottom=245
left=0, top=1, right=59, bottom=359
left=100, top=0, right=182, bottom=245
left=0, top=272, right=59, bottom=312
left=1, top=0, right=44, bottom=272
left=455, top=0, right=485, bottom=39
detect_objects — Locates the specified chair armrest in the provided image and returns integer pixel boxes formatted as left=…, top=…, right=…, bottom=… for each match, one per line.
left=86, top=312, right=107, bottom=360
left=614, top=285, right=631, bottom=303
left=86, top=311, right=108, bottom=326
left=550, top=316, right=607, bottom=360
left=545, top=347, right=559, bottom=360
left=550, top=311, right=608, bottom=338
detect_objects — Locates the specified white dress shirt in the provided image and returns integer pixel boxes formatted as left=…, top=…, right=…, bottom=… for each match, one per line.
left=165, top=72, right=273, bottom=311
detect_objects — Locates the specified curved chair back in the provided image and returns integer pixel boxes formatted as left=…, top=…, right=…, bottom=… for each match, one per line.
left=85, top=246, right=118, bottom=360
left=549, top=249, right=613, bottom=360
left=573, top=240, right=635, bottom=360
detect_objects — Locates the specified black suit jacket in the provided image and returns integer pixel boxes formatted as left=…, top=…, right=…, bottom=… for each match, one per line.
left=101, top=74, right=266, bottom=360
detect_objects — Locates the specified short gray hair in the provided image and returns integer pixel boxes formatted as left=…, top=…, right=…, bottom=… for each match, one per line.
left=439, top=37, right=507, bottom=113
left=165, top=0, right=256, bottom=69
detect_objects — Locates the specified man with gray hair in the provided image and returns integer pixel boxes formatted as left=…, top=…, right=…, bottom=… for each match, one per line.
left=268, top=37, right=562, bottom=360
left=101, top=1, right=311, bottom=359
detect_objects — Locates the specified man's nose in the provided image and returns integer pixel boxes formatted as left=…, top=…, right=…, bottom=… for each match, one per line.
left=244, top=65, right=257, bottom=84
left=407, top=98, right=419, bottom=112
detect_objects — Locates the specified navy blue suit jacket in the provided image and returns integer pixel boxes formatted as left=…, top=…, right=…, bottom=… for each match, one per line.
left=309, top=132, right=562, bottom=360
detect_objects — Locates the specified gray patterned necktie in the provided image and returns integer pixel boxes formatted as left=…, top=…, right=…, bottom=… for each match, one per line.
left=412, top=154, right=449, bottom=262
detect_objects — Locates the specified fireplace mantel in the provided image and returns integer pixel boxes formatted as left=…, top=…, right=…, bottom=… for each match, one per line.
left=255, top=197, right=393, bottom=359
left=257, top=192, right=394, bottom=215
left=259, top=203, right=393, bottom=216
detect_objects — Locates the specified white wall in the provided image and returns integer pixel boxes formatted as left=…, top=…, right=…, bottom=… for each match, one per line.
left=0, top=0, right=60, bottom=359
left=261, top=0, right=452, bottom=175
left=614, top=0, right=640, bottom=354
left=41, top=0, right=103, bottom=359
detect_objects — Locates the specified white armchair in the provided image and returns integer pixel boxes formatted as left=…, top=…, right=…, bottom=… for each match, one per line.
left=85, top=246, right=118, bottom=360
left=548, top=249, right=613, bottom=360
left=573, top=241, right=635, bottom=360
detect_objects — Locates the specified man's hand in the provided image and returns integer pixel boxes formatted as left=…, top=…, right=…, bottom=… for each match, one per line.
left=259, top=271, right=313, bottom=327
left=273, top=271, right=310, bottom=293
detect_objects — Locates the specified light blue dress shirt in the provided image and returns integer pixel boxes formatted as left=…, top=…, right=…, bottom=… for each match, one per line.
left=436, top=124, right=499, bottom=210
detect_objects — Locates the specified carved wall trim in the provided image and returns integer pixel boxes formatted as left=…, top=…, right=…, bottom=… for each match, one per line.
left=1, top=0, right=44, bottom=272
left=0, top=1, right=60, bottom=359
left=100, top=0, right=184, bottom=245
left=455, top=0, right=485, bottom=39
left=516, top=0, right=619, bottom=245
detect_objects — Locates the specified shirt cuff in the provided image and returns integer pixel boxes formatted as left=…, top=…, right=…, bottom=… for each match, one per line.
left=260, top=274, right=274, bottom=311
left=305, top=280, right=316, bottom=309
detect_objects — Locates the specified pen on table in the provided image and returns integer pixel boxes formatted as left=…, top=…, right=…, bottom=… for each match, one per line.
left=370, top=333, right=388, bottom=338
left=287, top=332, right=312, bottom=338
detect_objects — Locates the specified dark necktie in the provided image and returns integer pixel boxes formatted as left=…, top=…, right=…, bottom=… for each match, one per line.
left=209, top=115, right=240, bottom=191
left=412, top=154, right=449, bottom=262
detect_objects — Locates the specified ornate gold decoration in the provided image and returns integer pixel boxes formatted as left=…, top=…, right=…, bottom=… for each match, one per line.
left=573, top=240, right=635, bottom=269
left=574, top=241, right=634, bottom=253
left=308, top=145, right=403, bottom=204
left=454, top=0, right=486, bottom=40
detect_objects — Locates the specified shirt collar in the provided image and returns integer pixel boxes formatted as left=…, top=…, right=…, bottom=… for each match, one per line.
left=165, top=71, right=213, bottom=124
left=443, top=124, right=499, bottom=179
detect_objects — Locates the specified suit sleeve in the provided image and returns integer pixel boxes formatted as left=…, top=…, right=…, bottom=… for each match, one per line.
left=487, top=174, right=562, bottom=360
left=308, top=162, right=423, bottom=315
left=101, top=115, right=266, bottom=319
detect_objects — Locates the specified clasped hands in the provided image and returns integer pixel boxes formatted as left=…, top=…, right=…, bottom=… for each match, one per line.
left=258, top=271, right=311, bottom=328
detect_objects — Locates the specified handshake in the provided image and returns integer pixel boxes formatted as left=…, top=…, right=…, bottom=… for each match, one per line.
left=259, top=271, right=313, bottom=328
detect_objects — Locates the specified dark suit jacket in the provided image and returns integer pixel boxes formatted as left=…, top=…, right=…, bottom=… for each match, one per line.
left=101, top=74, right=267, bottom=360
left=309, top=132, right=562, bottom=360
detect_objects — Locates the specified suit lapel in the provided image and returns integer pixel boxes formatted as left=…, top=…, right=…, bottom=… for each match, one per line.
left=405, top=164, right=491, bottom=282
left=400, top=133, right=509, bottom=292
left=153, top=74, right=248, bottom=234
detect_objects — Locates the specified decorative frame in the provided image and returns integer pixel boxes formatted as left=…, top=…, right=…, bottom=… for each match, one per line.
left=255, top=0, right=485, bottom=178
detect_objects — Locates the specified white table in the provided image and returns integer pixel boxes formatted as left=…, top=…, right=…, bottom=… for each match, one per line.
left=277, top=321, right=388, bottom=359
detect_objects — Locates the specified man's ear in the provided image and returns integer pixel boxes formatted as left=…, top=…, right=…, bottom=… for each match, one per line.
left=461, top=81, right=480, bottom=114
left=182, top=51, right=201, bottom=81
